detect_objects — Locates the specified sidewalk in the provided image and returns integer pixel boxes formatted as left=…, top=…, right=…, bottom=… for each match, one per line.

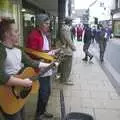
left=90, top=39, right=120, bottom=93
left=25, top=40, right=120, bottom=120
left=48, top=40, right=120, bottom=120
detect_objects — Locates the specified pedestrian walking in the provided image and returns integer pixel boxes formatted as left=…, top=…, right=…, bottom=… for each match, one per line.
left=71, top=25, right=76, bottom=41
left=91, top=26, right=96, bottom=43
left=95, top=24, right=108, bottom=63
left=82, top=25, right=93, bottom=62
left=77, top=24, right=83, bottom=41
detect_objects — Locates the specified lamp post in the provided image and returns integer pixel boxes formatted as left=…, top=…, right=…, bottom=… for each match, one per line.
left=111, top=11, right=114, bottom=33
left=58, top=0, right=66, bottom=39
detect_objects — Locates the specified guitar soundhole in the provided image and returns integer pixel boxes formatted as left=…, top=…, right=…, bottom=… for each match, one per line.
left=20, top=87, right=31, bottom=98
left=12, top=87, right=32, bottom=99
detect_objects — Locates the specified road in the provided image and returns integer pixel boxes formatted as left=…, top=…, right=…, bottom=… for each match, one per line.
left=105, top=39, right=120, bottom=74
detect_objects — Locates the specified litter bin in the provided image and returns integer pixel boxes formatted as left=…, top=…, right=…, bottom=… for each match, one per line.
left=60, top=89, right=94, bottom=120
left=65, top=112, right=93, bottom=120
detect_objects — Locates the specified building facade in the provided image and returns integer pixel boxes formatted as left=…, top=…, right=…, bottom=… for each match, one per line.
left=0, top=0, right=71, bottom=45
left=0, top=0, right=23, bottom=44
left=112, top=0, right=120, bottom=37
left=89, top=0, right=113, bottom=27
left=71, top=9, right=89, bottom=24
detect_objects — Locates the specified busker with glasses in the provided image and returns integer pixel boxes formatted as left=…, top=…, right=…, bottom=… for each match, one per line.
left=0, top=17, right=51, bottom=120
left=26, top=14, right=59, bottom=120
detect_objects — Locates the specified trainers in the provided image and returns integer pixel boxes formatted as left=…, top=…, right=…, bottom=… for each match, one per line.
left=35, top=114, right=45, bottom=120
left=82, top=58, right=88, bottom=61
left=55, top=74, right=61, bottom=80
left=89, top=56, right=93, bottom=61
left=44, top=112, right=53, bottom=118
left=64, top=81, right=74, bottom=85
left=100, top=59, right=104, bottom=63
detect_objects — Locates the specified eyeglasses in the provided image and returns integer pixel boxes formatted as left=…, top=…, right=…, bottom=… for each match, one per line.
left=44, top=22, right=50, bottom=25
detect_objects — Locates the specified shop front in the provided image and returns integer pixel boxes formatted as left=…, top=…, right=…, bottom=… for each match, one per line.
left=112, top=12, right=120, bottom=37
left=0, top=0, right=23, bottom=45
left=22, top=0, right=58, bottom=46
left=113, top=19, right=120, bottom=37
left=99, top=20, right=112, bottom=28
left=22, top=0, right=46, bottom=45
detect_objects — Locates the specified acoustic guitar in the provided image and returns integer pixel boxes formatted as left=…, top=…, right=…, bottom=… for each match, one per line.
left=0, top=67, right=39, bottom=115
left=25, top=48, right=55, bottom=62
left=0, top=52, right=63, bottom=115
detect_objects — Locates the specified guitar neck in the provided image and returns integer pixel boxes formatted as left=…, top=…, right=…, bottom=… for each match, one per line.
left=30, top=51, right=63, bottom=80
left=39, top=62, right=55, bottom=76
left=38, top=51, right=63, bottom=76
left=30, top=62, right=56, bottom=81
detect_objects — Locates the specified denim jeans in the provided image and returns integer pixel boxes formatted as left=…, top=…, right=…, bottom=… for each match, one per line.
left=2, top=107, right=25, bottom=120
left=36, top=76, right=51, bottom=116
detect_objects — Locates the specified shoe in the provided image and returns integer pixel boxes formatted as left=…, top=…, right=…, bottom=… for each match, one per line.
left=55, top=74, right=61, bottom=80
left=64, top=81, right=74, bottom=85
left=82, top=58, right=88, bottom=61
left=44, top=112, right=53, bottom=118
left=89, top=56, right=93, bottom=61
left=100, top=59, right=104, bottom=63
left=35, top=114, right=45, bottom=120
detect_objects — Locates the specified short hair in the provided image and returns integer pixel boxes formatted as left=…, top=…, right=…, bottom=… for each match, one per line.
left=0, top=17, right=15, bottom=41
left=97, top=24, right=103, bottom=29
left=36, top=14, right=49, bottom=26
left=64, top=17, right=73, bottom=25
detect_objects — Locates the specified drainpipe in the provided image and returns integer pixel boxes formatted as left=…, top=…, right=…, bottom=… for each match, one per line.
left=111, top=11, right=114, bottom=34
left=68, top=0, right=72, bottom=16
left=58, top=0, right=66, bottom=39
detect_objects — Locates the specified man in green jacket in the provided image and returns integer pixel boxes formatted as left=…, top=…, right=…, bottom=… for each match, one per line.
left=59, top=17, right=76, bottom=85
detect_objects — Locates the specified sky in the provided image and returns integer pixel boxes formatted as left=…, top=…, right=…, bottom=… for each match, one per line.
left=75, top=0, right=96, bottom=9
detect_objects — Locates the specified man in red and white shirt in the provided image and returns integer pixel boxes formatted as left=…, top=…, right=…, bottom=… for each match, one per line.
left=26, top=14, right=56, bottom=120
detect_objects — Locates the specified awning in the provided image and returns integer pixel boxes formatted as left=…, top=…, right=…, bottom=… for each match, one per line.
left=26, top=0, right=58, bottom=16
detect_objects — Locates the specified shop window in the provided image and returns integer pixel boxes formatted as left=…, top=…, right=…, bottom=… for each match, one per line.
left=118, top=0, right=120, bottom=8
left=115, top=0, right=119, bottom=9
left=23, top=13, right=36, bottom=43
left=114, top=20, right=120, bottom=37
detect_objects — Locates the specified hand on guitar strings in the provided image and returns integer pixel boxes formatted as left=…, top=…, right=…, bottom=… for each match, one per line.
left=7, top=76, right=32, bottom=87
left=23, top=78, right=32, bottom=87
left=54, top=62, right=59, bottom=67
left=48, top=50, right=55, bottom=56
left=48, top=48, right=61, bottom=56
left=39, top=61, right=50, bottom=68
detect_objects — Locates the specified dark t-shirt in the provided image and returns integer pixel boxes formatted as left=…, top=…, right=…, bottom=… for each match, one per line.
left=84, top=27, right=92, bottom=43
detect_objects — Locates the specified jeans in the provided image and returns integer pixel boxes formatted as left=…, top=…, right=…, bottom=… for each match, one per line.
left=36, top=76, right=51, bottom=116
left=2, top=107, right=25, bottom=120
left=58, top=55, right=72, bottom=82
left=83, top=42, right=93, bottom=58
left=99, top=39, right=107, bottom=61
